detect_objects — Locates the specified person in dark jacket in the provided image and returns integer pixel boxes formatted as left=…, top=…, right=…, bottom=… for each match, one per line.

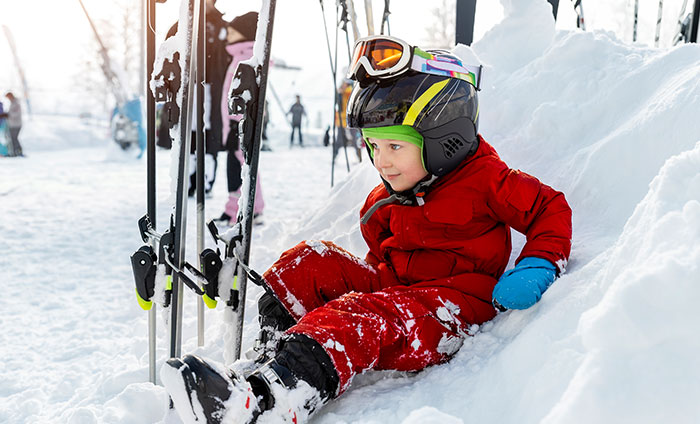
left=287, top=95, right=306, bottom=147
left=159, top=0, right=230, bottom=196
left=162, top=37, right=573, bottom=424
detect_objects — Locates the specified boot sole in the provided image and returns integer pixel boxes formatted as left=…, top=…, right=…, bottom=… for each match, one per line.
left=161, top=357, right=209, bottom=424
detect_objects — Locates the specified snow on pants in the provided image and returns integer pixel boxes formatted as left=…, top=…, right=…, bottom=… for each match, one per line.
left=262, top=240, right=497, bottom=394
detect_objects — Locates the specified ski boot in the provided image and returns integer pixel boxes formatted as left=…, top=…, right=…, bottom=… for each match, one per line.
left=245, top=320, right=288, bottom=362
left=212, top=212, right=233, bottom=227
left=161, top=354, right=260, bottom=424
left=161, top=354, right=322, bottom=424
left=247, top=358, right=323, bottom=423
left=245, top=292, right=296, bottom=361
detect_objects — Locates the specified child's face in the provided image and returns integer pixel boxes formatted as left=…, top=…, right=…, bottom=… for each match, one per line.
left=368, top=137, right=428, bottom=192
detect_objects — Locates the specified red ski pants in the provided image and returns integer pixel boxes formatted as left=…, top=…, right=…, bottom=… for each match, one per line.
left=262, top=241, right=497, bottom=394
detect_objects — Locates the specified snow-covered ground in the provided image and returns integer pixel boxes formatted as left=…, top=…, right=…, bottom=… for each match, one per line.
left=2, top=0, right=700, bottom=423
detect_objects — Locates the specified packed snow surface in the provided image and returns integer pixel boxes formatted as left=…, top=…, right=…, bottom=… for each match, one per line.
left=1, top=0, right=700, bottom=423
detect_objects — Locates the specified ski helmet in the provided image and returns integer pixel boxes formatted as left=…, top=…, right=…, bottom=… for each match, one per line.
left=346, top=52, right=480, bottom=177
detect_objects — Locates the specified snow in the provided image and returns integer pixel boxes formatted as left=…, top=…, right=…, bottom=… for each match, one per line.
left=2, top=0, right=700, bottom=423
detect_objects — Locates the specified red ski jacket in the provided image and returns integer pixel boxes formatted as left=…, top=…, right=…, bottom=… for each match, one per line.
left=360, top=136, right=572, bottom=303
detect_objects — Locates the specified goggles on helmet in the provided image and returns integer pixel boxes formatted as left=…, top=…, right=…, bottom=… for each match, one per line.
left=346, top=35, right=482, bottom=90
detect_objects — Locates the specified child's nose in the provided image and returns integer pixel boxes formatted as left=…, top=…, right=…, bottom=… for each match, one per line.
left=374, top=151, right=390, bottom=168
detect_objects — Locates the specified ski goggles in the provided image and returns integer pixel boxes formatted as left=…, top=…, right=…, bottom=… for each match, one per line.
left=346, top=35, right=482, bottom=89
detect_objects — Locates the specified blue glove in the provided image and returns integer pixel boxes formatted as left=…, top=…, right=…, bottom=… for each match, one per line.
left=492, top=257, right=557, bottom=311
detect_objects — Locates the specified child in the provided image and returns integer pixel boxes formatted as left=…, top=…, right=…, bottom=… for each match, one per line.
left=216, top=11, right=265, bottom=226
left=162, top=36, right=572, bottom=423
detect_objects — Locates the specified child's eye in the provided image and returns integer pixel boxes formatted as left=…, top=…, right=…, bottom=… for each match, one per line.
left=390, top=144, right=401, bottom=151
left=371, top=143, right=379, bottom=150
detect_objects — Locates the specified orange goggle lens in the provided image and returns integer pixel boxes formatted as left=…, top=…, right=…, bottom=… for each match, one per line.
left=367, top=40, right=404, bottom=69
left=351, top=39, right=405, bottom=72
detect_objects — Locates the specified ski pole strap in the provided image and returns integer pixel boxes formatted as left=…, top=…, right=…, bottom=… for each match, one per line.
left=161, top=245, right=206, bottom=296
left=178, top=264, right=206, bottom=296
left=230, top=247, right=265, bottom=286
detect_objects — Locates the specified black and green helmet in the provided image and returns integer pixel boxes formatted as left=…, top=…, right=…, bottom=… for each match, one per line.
left=346, top=52, right=480, bottom=177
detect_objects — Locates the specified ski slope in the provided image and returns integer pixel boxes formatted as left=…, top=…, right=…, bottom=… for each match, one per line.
left=2, top=1, right=700, bottom=423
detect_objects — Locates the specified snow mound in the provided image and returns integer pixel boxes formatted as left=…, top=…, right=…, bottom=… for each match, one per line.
left=545, top=141, right=700, bottom=423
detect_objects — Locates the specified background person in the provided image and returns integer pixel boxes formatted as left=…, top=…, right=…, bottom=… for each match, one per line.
left=216, top=11, right=265, bottom=226
left=287, top=95, right=306, bottom=147
left=0, top=92, right=23, bottom=157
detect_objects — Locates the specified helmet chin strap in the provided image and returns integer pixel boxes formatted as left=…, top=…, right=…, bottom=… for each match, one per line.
left=360, top=175, right=438, bottom=225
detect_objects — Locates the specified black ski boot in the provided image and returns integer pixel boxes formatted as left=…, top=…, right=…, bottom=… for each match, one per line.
left=162, top=354, right=324, bottom=424
left=246, top=291, right=296, bottom=361
left=162, top=335, right=339, bottom=423
left=245, top=334, right=340, bottom=422
left=161, top=355, right=260, bottom=424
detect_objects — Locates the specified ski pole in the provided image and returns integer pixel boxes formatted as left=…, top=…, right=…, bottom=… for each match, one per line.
left=548, top=0, right=560, bottom=21
left=655, top=0, right=664, bottom=46
left=339, top=0, right=353, bottom=62
left=346, top=0, right=361, bottom=42
left=195, top=0, right=206, bottom=348
left=691, top=0, right=700, bottom=42
left=267, top=82, right=292, bottom=126
left=574, top=0, right=586, bottom=30
left=633, top=0, right=640, bottom=42
left=319, top=0, right=339, bottom=186
left=146, top=0, right=157, bottom=385
left=169, top=0, right=202, bottom=359
left=673, top=0, right=690, bottom=44
left=335, top=2, right=351, bottom=174
left=381, top=0, right=391, bottom=35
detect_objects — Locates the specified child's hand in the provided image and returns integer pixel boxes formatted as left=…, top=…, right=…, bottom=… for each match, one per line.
left=492, top=257, right=557, bottom=310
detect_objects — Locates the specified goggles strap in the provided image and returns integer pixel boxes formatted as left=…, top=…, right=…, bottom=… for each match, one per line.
left=411, top=48, right=482, bottom=89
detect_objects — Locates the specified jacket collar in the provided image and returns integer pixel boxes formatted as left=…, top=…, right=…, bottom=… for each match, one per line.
left=360, top=134, right=487, bottom=224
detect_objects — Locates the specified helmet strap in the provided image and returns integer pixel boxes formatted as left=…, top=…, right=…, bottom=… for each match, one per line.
left=360, top=175, right=438, bottom=225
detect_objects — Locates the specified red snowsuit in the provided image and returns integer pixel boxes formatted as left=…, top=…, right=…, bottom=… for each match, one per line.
left=263, top=136, right=572, bottom=394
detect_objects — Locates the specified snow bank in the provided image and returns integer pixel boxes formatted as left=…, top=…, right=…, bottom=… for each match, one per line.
left=545, top=141, right=700, bottom=423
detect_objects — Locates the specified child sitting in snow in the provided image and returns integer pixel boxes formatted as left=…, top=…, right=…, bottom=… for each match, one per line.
left=162, top=35, right=572, bottom=423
